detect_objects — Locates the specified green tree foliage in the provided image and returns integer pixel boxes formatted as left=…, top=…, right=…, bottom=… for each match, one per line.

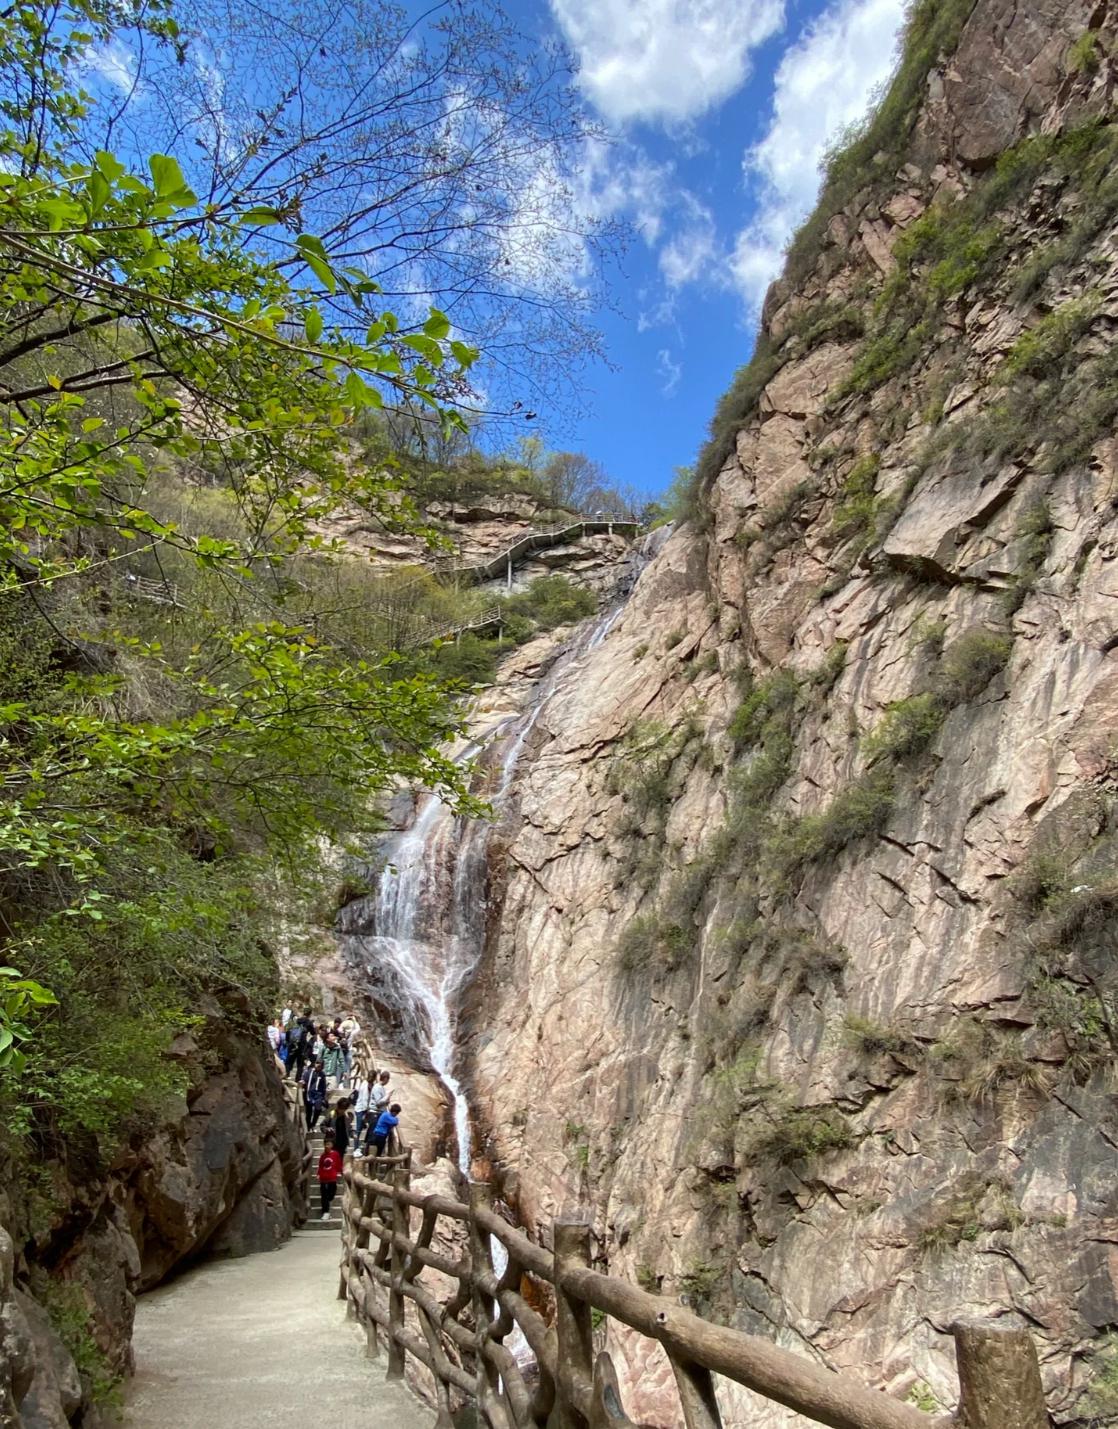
left=502, top=575, right=596, bottom=632
left=0, top=0, right=491, bottom=1146
left=0, top=968, right=57, bottom=1072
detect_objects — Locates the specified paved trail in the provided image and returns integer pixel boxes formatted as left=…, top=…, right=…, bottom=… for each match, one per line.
left=124, top=1230, right=431, bottom=1429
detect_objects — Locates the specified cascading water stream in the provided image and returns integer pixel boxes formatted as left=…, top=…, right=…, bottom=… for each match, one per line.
left=337, top=532, right=665, bottom=1172
left=337, top=535, right=665, bottom=1370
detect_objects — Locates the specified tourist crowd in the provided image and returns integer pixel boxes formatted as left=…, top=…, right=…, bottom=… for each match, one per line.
left=267, top=1007, right=405, bottom=1220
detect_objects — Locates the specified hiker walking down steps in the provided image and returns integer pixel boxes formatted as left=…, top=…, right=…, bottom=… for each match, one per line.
left=303, top=1059, right=328, bottom=1130
left=286, top=1009, right=315, bottom=1081
left=331, top=1096, right=351, bottom=1158
left=317, top=1133, right=343, bottom=1221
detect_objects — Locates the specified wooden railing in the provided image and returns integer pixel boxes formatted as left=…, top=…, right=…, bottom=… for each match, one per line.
left=402, top=605, right=504, bottom=650
left=122, top=572, right=183, bottom=607
left=279, top=1059, right=313, bottom=1224
left=339, top=1161, right=1050, bottom=1429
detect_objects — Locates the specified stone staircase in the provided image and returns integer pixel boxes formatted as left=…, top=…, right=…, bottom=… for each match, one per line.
left=301, top=1122, right=346, bottom=1235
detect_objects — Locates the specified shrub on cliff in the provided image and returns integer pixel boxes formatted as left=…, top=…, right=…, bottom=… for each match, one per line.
left=935, top=629, right=1012, bottom=705
left=502, top=575, right=597, bottom=632
left=739, top=1101, right=853, bottom=1165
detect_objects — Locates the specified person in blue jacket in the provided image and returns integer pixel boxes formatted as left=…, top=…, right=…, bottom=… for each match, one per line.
left=368, top=1102, right=401, bottom=1156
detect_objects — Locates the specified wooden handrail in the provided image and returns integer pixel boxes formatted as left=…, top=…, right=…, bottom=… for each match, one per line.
left=445, top=517, right=639, bottom=587
left=121, top=572, right=184, bottom=608
left=339, top=1165, right=1051, bottom=1429
left=402, top=604, right=503, bottom=650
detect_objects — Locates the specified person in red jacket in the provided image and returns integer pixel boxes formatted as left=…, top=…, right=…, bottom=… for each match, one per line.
left=317, top=1132, right=343, bottom=1221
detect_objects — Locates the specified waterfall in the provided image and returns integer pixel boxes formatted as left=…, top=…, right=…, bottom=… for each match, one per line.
left=338, top=533, right=665, bottom=1171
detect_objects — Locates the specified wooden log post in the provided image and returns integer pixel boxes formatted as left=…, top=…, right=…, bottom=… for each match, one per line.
left=554, top=1216, right=594, bottom=1429
left=469, top=1181, right=508, bottom=1428
left=386, top=1161, right=410, bottom=1380
left=670, top=1357, right=724, bottom=1429
left=590, top=1351, right=639, bottom=1429
left=953, top=1319, right=1049, bottom=1429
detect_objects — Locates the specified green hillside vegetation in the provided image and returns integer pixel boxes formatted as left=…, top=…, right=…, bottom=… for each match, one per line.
left=354, top=417, right=645, bottom=523
left=0, top=0, right=512, bottom=1190
left=0, top=0, right=619, bottom=1193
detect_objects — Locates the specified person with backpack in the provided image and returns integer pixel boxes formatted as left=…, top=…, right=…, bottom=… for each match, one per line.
left=284, top=1019, right=304, bottom=1080
left=287, top=1009, right=315, bottom=1081
left=322, top=1034, right=345, bottom=1087
left=369, top=1103, right=401, bottom=1157
left=317, top=1133, right=343, bottom=1221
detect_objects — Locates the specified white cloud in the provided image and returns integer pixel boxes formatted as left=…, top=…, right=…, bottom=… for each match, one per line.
left=637, top=290, right=678, bottom=333
left=83, top=39, right=142, bottom=96
left=576, top=139, right=675, bottom=247
left=656, top=347, right=682, bottom=396
left=549, top=0, right=786, bottom=125
left=730, top=0, right=906, bottom=312
left=658, top=197, right=718, bottom=288
left=496, top=137, right=683, bottom=293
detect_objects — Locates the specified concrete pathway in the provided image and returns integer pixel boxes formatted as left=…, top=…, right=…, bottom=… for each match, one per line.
left=123, top=1230, right=432, bottom=1428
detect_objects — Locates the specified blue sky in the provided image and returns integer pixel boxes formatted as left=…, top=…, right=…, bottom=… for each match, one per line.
left=83, top=0, right=908, bottom=502
left=507, top=0, right=907, bottom=497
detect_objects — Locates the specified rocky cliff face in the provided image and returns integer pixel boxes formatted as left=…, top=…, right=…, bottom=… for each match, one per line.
left=457, top=3, right=1118, bottom=1423
left=2, top=1009, right=305, bottom=1426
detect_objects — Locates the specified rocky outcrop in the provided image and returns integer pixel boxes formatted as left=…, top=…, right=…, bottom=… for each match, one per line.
left=320, top=493, right=636, bottom=597
left=455, top=3, right=1118, bottom=1424
left=5, top=1010, right=305, bottom=1425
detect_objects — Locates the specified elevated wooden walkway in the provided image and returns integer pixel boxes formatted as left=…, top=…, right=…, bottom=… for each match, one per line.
left=339, top=1158, right=1049, bottom=1429
left=403, top=605, right=503, bottom=651
left=445, top=517, right=640, bottom=588
left=402, top=514, right=641, bottom=649
left=122, top=572, right=184, bottom=608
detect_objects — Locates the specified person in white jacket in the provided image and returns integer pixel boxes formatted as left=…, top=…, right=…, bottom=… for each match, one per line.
left=352, top=1073, right=373, bottom=1139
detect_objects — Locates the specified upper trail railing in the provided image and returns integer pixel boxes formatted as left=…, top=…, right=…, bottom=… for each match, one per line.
left=122, top=571, right=184, bottom=607
left=443, top=517, right=640, bottom=588
left=339, top=1159, right=1051, bottom=1429
left=399, top=516, right=640, bottom=649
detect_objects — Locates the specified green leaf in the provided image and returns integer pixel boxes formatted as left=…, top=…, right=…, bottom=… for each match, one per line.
left=424, top=308, right=451, bottom=340
left=94, top=150, right=126, bottom=181
left=344, top=371, right=372, bottom=407
left=240, top=207, right=284, bottom=226
left=450, top=340, right=479, bottom=368
left=295, top=232, right=330, bottom=261
left=304, top=308, right=323, bottom=344
left=86, top=170, right=110, bottom=216
left=402, top=333, right=444, bottom=367
left=148, top=153, right=187, bottom=199
left=295, top=234, right=336, bottom=293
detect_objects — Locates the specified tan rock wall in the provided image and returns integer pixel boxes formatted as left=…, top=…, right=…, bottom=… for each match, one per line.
left=460, top=4, right=1118, bottom=1425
